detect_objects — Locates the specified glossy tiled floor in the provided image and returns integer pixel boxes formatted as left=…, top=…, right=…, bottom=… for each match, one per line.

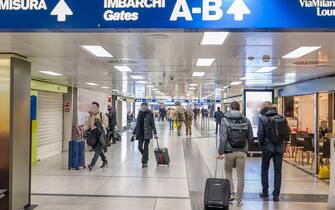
left=31, top=119, right=333, bottom=210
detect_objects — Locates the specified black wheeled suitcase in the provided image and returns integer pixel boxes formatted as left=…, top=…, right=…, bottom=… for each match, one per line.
left=154, top=139, right=170, bottom=166
left=204, top=159, right=230, bottom=210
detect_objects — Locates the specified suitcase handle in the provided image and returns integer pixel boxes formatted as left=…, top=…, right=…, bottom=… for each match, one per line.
left=155, top=138, right=160, bottom=150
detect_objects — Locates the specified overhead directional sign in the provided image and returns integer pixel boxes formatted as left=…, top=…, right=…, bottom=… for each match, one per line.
left=50, top=0, right=73, bottom=22
left=0, top=0, right=335, bottom=30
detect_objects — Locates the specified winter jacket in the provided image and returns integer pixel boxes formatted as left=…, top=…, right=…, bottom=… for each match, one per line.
left=175, top=106, right=185, bottom=122
left=218, top=110, right=254, bottom=155
left=84, top=111, right=108, bottom=134
left=214, top=110, right=224, bottom=123
left=133, top=110, right=157, bottom=140
left=184, top=111, right=194, bottom=126
left=257, top=107, right=285, bottom=153
left=84, top=112, right=108, bottom=150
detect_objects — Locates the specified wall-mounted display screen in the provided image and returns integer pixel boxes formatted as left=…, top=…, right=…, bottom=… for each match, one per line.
left=244, top=90, right=274, bottom=136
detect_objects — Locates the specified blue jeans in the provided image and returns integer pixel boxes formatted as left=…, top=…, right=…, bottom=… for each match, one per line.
left=261, top=149, right=283, bottom=197
left=90, top=147, right=107, bottom=167
left=169, top=119, right=173, bottom=130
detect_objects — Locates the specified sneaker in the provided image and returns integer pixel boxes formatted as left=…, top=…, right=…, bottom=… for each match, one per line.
left=142, top=163, right=148, bottom=168
left=273, top=196, right=280, bottom=202
left=230, top=193, right=236, bottom=202
left=88, top=165, right=93, bottom=171
left=100, top=161, right=108, bottom=168
left=259, top=192, right=269, bottom=199
left=236, top=201, right=243, bottom=206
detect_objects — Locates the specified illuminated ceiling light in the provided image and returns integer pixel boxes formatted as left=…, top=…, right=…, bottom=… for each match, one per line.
left=86, top=82, right=99, bottom=86
left=192, top=72, right=206, bottom=77
left=285, top=73, right=296, bottom=77
left=240, top=76, right=253, bottom=80
left=136, top=81, right=148, bottom=84
left=152, top=88, right=158, bottom=91
left=39, top=71, right=63, bottom=76
left=81, top=45, right=113, bottom=58
left=201, top=32, right=230, bottom=45
left=131, top=75, right=145, bottom=80
left=255, top=67, right=277, bottom=73
left=282, top=46, right=321, bottom=59
left=230, top=81, right=242, bottom=86
left=196, top=58, right=215, bottom=66
left=112, top=89, right=119, bottom=92
left=189, top=87, right=196, bottom=90
left=189, top=84, right=198, bottom=86
left=101, top=86, right=110, bottom=89
left=114, top=66, right=132, bottom=72
left=146, top=85, right=154, bottom=88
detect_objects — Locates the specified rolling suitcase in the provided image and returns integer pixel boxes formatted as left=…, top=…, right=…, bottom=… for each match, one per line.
left=154, top=139, right=170, bottom=166
left=68, top=139, right=86, bottom=170
left=204, top=159, right=230, bottom=210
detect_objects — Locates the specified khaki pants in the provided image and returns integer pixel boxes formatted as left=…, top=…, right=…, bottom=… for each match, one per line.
left=224, top=151, right=247, bottom=202
left=185, top=123, right=192, bottom=136
left=176, top=121, right=183, bottom=136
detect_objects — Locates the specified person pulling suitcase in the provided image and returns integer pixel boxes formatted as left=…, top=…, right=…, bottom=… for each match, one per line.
left=217, top=101, right=254, bottom=206
left=132, top=103, right=159, bottom=168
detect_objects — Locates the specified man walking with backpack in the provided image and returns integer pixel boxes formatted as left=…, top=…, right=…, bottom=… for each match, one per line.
left=258, top=101, right=291, bottom=202
left=217, top=101, right=253, bottom=206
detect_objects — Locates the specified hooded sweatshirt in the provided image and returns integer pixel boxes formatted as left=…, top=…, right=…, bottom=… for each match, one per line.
left=218, top=110, right=254, bottom=155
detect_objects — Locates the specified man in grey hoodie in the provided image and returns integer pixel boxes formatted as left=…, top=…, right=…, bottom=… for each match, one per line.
left=218, top=101, right=253, bottom=206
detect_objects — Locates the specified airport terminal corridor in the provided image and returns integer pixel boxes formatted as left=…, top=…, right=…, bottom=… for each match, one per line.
left=30, top=120, right=330, bottom=210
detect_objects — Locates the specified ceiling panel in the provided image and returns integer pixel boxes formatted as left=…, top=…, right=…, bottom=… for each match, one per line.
left=0, top=32, right=334, bottom=98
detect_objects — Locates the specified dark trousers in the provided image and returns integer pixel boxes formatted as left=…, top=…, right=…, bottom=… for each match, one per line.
left=215, top=122, right=220, bottom=134
left=90, top=147, right=107, bottom=167
left=108, top=126, right=116, bottom=144
left=261, top=149, right=283, bottom=197
left=138, top=139, right=150, bottom=164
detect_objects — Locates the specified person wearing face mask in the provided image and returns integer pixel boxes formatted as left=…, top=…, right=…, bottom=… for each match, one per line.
left=84, top=102, right=109, bottom=170
left=107, top=104, right=117, bottom=145
left=132, top=103, right=159, bottom=168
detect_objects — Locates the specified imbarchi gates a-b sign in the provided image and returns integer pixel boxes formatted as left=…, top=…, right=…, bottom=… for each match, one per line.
left=0, top=0, right=334, bottom=30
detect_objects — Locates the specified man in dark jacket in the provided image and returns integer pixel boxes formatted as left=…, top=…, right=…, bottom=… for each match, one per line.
left=107, top=105, right=117, bottom=145
left=132, top=103, right=159, bottom=168
left=258, top=101, right=286, bottom=202
left=214, top=107, right=224, bottom=135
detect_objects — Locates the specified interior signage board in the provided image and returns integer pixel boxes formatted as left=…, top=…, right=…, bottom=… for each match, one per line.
left=0, top=0, right=335, bottom=30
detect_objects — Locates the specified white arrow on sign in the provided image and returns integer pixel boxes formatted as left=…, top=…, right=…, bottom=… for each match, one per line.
left=227, top=0, right=251, bottom=21
left=51, top=0, right=73, bottom=22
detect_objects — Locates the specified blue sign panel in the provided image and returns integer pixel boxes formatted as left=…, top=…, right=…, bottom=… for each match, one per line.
left=0, top=0, right=335, bottom=30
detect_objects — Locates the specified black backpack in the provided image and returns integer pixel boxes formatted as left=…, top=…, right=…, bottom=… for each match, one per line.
left=266, top=115, right=291, bottom=144
left=224, top=117, right=249, bottom=148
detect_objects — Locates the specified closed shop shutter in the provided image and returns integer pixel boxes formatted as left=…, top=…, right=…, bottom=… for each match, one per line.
left=37, top=91, right=64, bottom=160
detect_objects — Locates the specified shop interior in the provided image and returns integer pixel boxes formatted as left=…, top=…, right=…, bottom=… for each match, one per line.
left=280, top=93, right=333, bottom=177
